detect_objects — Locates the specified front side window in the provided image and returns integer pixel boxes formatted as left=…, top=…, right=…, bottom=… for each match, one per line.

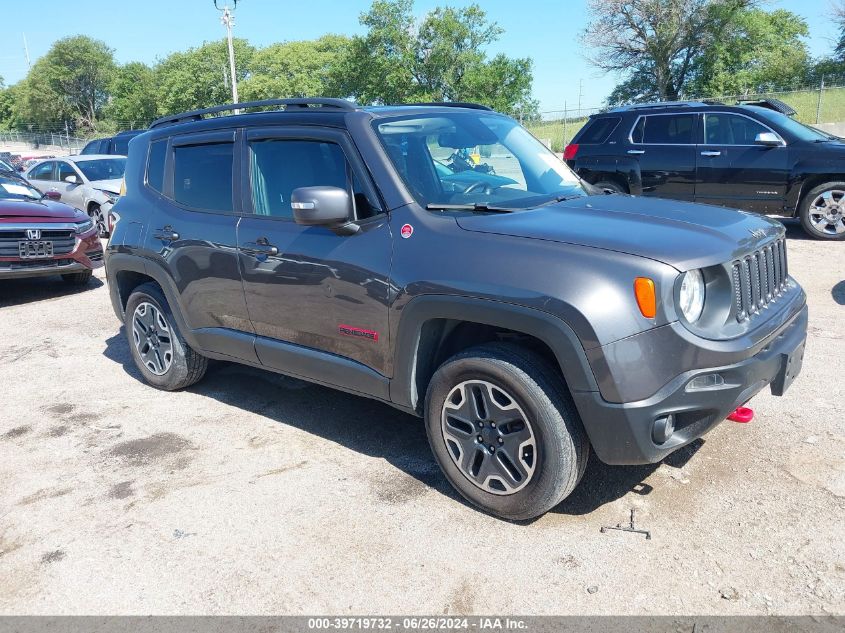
left=173, top=142, right=233, bottom=212
left=375, top=113, right=585, bottom=209
left=76, top=158, right=127, bottom=182
left=146, top=140, right=167, bottom=193
left=57, top=162, right=79, bottom=182
left=705, top=114, right=770, bottom=145
left=249, top=140, right=348, bottom=219
left=632, top=114, right=696, bottom=144
left=30, top=161, right=55, bottom=181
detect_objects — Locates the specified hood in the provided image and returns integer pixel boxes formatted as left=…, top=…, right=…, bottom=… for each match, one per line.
left=455, top=194, right=785, bottom=271
left=0, top=199, right=82, bottom=222
left=91, top=178, right=122, bottom=194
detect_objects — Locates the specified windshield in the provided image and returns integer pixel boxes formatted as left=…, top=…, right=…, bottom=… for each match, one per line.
left=75, top=157, right=126, bottom=182
left=750, top=108, right=830, bottom=142
left=374, top=112, right=586, bottom=209
left=0, top=175, right=43, bottom=200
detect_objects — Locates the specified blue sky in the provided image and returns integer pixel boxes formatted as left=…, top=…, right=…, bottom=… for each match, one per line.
left=1, top=0, right=839, bottom=113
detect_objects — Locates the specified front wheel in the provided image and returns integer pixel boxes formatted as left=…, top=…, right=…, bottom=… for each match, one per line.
left=424, top=343, right=589, bottom=520
left=89, top=203, right=108, bottom=238
left=124, top=282, right=207, bottom=391
left=798, top=182, right=845, bottom=240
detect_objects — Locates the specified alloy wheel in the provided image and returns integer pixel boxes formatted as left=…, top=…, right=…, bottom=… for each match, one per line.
left=440, top=380, right=537, bottom=495
left=809, top=190, right=845, bottom=235
left=131, top=302, right=174, bottom=376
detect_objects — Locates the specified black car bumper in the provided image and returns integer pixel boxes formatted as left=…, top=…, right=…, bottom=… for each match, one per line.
left=573, top=304, right=807, bottom=465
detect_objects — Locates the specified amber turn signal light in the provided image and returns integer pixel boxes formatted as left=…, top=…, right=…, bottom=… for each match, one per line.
left=634, top=277, right=656, bottom=318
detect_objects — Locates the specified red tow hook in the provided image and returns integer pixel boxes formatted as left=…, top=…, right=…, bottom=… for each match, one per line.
left=728, top=406, right=754, bottom=423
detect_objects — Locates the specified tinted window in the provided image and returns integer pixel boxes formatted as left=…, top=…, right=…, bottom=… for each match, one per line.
left=705, top=113, right=770, bottom=145
left=173, top=142, right=233, bottom=212
left=578, top=117, right=621, bottom=144
left=632, top=114, right=695, bottom=144
left=112, top=138, right=131, bottom=155
left=249, top=140, right=347, bottom=219
left=81, top=140, right=101, bottom=155
left=57, top=162, right=79, bottom=182
left=30, top=161, right=54, bottom=181
left=146, top=140, right=167, bottom=193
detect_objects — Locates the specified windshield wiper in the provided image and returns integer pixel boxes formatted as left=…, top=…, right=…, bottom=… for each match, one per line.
left=425, top=203, right=514, bottom=213
left=532, top=194, right=583, bottom=208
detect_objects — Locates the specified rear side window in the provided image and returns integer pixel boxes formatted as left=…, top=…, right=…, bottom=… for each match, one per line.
left=113, top=138, right=130, bottom=155
left=577, top=117, right=621, bottom=144
left=30, top=161, right=55, bottom=181
left=631, top=114, right=695, bottom=144
left=146, top=140, right=167, bottom=193
left=173, top=142, right=234, bottom=212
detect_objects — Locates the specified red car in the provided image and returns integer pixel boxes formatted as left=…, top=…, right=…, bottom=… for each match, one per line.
left=0, top=174, right=103, bottom=285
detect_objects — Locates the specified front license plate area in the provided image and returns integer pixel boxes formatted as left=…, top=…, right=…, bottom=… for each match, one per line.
left=771, top=339, right=805, bottom=396
left=18, top=241, right=53, bottom=259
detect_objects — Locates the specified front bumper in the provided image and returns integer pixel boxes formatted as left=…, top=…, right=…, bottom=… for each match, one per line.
left=0, top=233, right=103, bottom=280
left=573, top=303, right=807, bottom=465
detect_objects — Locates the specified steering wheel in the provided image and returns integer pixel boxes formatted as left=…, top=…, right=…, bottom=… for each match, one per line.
left=462, top=181, right=492, bottom=195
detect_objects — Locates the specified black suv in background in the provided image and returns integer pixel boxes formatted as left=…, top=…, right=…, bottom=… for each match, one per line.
left=106, top=98, right=806, bottom=519
left=80, top=129, right=144, bottom=156
left=565, top=100, right=845, bottom=240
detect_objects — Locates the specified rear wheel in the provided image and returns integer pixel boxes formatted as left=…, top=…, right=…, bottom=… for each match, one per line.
left=594, top=179, right=627, bottom=194
left=61, top=270, right=93, bottom=286
left=424, top=343, right=589, bottom=520
left=799, top=182, right=845, bottom=240
left=125, top=282, right=207, bottom=390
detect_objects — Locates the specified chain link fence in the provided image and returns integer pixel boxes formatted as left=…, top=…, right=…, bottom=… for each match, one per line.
left=0, top=130, right=87, bottom=153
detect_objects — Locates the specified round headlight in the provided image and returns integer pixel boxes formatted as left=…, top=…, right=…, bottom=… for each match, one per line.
left=679, top=269, right=705, bottom=323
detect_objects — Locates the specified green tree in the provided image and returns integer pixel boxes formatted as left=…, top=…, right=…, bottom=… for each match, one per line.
left=584, top=0, right=754, bottom=102
left=689, top=8, right=810, bottom=96
left=105, top=62, right=158, bottom=128
left=154, top=38, right=256, bottom=115
left=240, top=35, right=351, bottom=100
left=20, top=36, right=116, bottom=130
left=339, top=0, right=534, bottom=115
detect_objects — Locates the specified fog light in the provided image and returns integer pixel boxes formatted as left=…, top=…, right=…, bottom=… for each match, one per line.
left=652, top=415, right=675, bottom=444
left=686, top=373, right=725, bottom=392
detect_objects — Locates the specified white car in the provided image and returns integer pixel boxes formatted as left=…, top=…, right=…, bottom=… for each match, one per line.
left=25, top=155, right=126, bottom=237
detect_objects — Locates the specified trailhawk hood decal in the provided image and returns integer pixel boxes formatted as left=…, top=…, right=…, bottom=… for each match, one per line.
left=455, top=195, right=785, bottom=270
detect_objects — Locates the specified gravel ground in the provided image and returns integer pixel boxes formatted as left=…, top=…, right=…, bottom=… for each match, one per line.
left=0, top=220, right=843, bottom=615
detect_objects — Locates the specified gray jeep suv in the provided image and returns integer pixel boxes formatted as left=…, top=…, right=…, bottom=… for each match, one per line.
left=105, top=98, right=807, bottom=520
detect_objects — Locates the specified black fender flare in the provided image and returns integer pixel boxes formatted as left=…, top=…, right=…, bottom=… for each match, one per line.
left=389, top=295, right=599, bottom=412
left=106, top=252, right=204, bottom=352
left=785, top=161, right=845, bottom=213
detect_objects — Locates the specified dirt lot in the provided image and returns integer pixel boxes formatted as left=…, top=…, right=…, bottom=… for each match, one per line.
left=0, top=220, right=843, bottom=615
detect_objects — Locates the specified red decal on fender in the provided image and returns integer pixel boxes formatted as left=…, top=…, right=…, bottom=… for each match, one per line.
left=339, top=324, right=379, bottom=342
left=400, top=224, right=414, bottom=239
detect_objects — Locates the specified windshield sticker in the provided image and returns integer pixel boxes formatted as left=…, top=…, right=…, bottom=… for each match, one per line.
left=2, top=183, right=33, bottom=196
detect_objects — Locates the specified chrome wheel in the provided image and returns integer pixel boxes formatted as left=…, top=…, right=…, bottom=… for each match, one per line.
left=441, top=380, right=536, bottom=495
left=809, top=190, right=845, bottom=235
left=131, top=302, right=173, bottom=376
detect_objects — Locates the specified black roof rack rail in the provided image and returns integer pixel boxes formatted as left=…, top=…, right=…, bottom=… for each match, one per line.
left=736, top=98, right=796, bottom=116
left=403, top=101, right=494, bottom=111
left=609, top=101, right=708, bottom=112
left=149, top=98, right=359, bottom=129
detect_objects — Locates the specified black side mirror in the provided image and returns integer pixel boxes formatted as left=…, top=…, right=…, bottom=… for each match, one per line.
left=291, top=186, right=358, bottom=235
left=43, top=191, right=62, bottom=201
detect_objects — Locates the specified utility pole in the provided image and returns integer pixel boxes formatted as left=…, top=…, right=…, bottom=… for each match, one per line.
left=577, top=79, right=583, bottom=118
left=214, top=0, right=241, bottom=106
left=22, top=33, right=31, bottom=69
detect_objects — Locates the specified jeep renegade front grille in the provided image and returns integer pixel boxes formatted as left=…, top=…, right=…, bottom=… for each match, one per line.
left=731, top=238, right=788, bottom=322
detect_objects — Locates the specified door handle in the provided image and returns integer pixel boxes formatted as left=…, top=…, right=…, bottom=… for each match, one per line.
left=700, top=151, right=722, bottom=157
left=242, top=238, right=279, bottom=256
left=627, top=149, right=645, bottom=155
left=153, top=226, right=179, bottom=241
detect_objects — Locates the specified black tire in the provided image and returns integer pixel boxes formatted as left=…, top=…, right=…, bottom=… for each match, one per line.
left=89, top=203, right=108, bottom=238
left=124, top=282, right=207, bottom=391
left=424, top=342, right=589, bottom=521
left=61, top=270, right=93, bottom=285
left=594, top=180, right=627, bottom=194
left=798, top=182, right=845, bottom=240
